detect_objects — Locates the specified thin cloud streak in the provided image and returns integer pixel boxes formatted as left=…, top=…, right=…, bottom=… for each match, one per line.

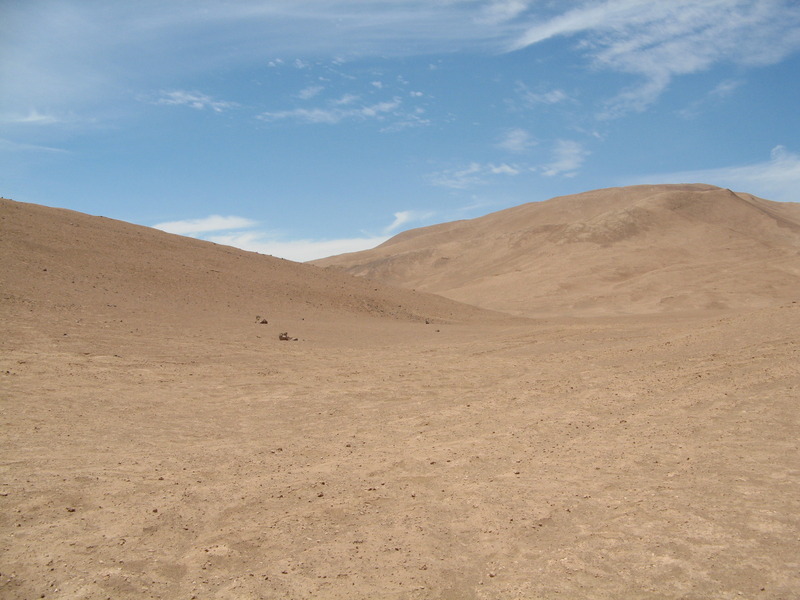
left=155, top=91, right=239, bottom=112
left=515, top=83, right=571, bottom=107
left=430, top=162, right=521, bottom=189
left=151, top=209, right=428, bottom=261
left=153, top=215, right=258, bottom=235
left=497, top=128, right=536, bottom=153
left=384, top=210, right=435, bottom=234
left=0, top=1, right=511, bottom=119
left=509, top=0, right=800, bottom=116
left=0, top=137, right=69, bottom=153
left=259, top=99, right=402, bottom=125
left=625, top=145, right=800, bottom=203
left=206, top=232, right=390, bottom=262
left=4, top=109, right=63, bottom=125
left=678, top=79, right=745, bottom=118
left=537, top=140, right=589, bottom=177
left=477, top=0, right=532, bottom=25
left=297, top=85, right=325, bottom=100
left=4, top=1, right=799, bottom=123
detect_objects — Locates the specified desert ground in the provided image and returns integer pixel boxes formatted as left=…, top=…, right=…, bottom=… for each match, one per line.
left=1, top=186, right=799, bottom=599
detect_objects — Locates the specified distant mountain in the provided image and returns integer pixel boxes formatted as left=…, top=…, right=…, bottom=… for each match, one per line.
left=314, top=184, right=800, bottom=316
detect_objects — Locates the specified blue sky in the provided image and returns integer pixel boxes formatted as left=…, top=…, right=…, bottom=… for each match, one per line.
left=2, top=0, right=800, bottom=261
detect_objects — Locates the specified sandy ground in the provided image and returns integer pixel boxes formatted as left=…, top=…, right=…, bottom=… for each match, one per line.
left=2, top=197, right=799, bottom=599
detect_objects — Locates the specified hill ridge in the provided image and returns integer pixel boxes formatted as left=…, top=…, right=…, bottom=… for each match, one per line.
left=315, top=184, right=800, bottom=317
left=0, top=197, right=502, bottom=349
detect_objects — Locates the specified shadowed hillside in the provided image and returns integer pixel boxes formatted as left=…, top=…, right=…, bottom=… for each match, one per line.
left=315, top=184, right=800, bottom=316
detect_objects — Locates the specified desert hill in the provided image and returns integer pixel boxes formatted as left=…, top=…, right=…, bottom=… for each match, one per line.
left=315, top=184, right=800, bottom=316
left=0, top=198, right=504, bottom=353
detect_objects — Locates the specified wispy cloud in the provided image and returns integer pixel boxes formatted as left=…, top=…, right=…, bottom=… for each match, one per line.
left=379, top=109, right=431, bottom=132
left=625, top=145, right=800, bottom=203
left=297, top=85, right=324, bottom=100
left=678, top=78, right=745, bottom=118
left=333, top=94, right=360, bottom=106
left=259, top=98, right=402, bottom=125
left=150, top=209, right=432, bottom=261
left=205, top=231, right=389, bottom=262
left=477, top=0, right=532, bottom=25
left=3, top=109, right=63, bottom=125
left=536, top=140, right=589, bottom=177
left=515, top=83, right=571, bottom=106
left=5, top=0, right=797, bottom=125
left=0, top=137, right=68, bottom=153
left=384, top=210, right=435, bottom=234
left=496, top=128, right=536, bottom=153
left=153, top=215, right=258, bottom=235
left=155, top=90, right=239, bottom=112
left=430, top=162, right=521, bottom=189
left=509, top=0, right=800, bottom=116
left=151, top=214, right=394, bottom=262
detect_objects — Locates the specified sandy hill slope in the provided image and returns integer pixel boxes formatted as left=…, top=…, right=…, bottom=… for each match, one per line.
left=0, top=198, right=502, bottom=352
left=315, top=184, right=800, bottom=316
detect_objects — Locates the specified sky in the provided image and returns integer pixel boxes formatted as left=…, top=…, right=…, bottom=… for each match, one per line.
left=2, top=0, right=800, bottom=262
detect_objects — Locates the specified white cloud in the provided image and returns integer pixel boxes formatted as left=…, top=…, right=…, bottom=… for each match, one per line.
left=678, top=78, right=745, bottom=118
left=537, top=140, right=589, bottom=177
left=0, top=137, right=68, bottom=153
left=490, top=164, right=519, bottom=175
left=379, top=111, right=431, bottom=132
left=509, top=0, right=800, bottom=116
left=5, top=0, right=797, bottom=126
left=431, top=163, right=484, bottom=189
left=431, top=162, right=521, bottom=189
left=626, top=145, right=800, bottom=203
left=709, top=79, right=745, bottom=99
left=333, top=94, right=360, bottom=105
left=262, top=107, right=342, bottom=124
left=297, top=85, right=324, bottom=100
left=478, top=0, right=531, bottom=25
left=151, top=209, right=436, bottom=261
left=153, top=215, right=258, bottom=235
left=516, top=83, right=571, bottom=106
left=384, top=210, right=435, bottom=234
left=4, top=109, right=63, bottom=125
left=497, top=128, right=536, bottom=153
left=155, top=90, right=238, bottom=112
left=258, top=98, right=401, bottom=125
left=361, top=100, right=400, bottom=117
left=205, top=231, right=389, bottom=262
